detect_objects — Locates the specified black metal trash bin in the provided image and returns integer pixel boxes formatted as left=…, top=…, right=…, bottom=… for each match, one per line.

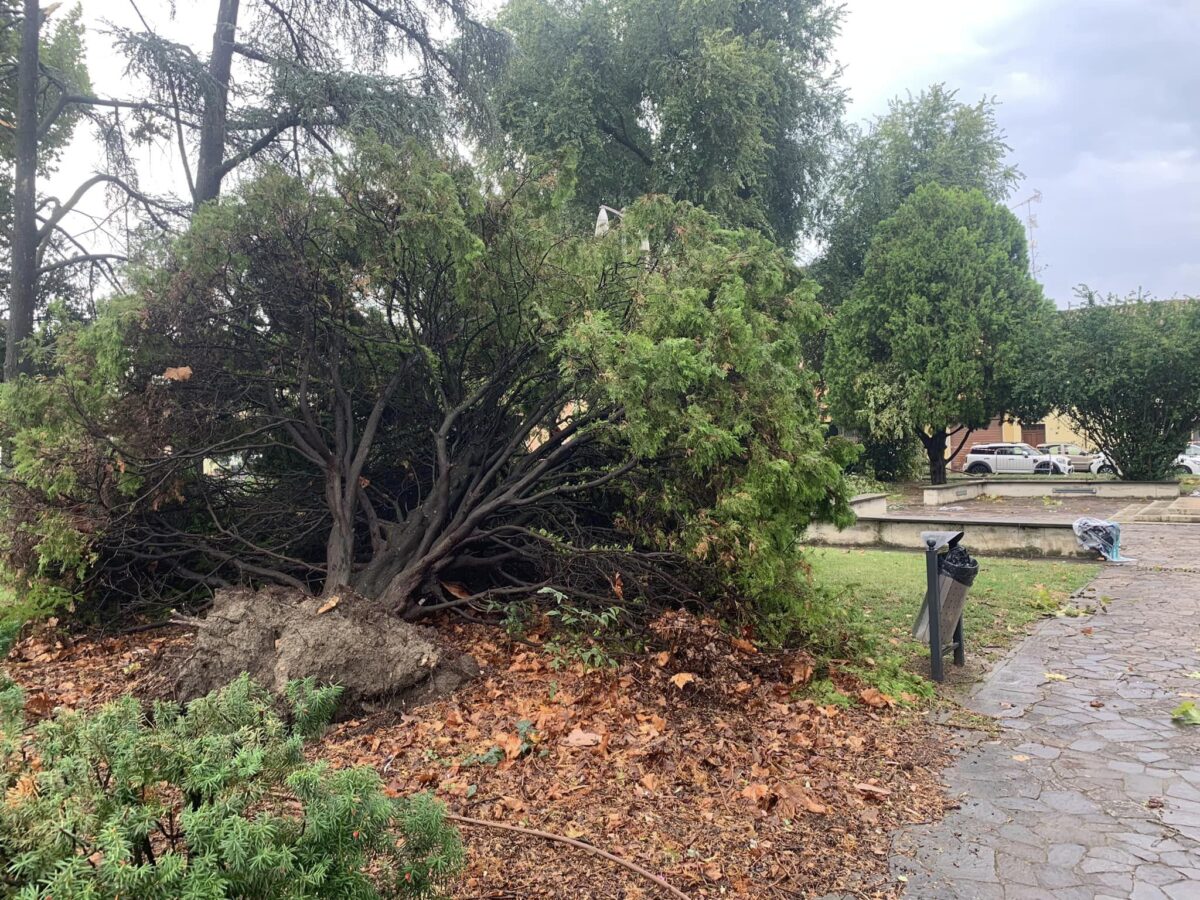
left=911, top=531, right=979, bottom=681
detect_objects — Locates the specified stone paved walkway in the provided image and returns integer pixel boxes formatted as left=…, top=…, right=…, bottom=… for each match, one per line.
left=891, top=524, right=1200, bottom=899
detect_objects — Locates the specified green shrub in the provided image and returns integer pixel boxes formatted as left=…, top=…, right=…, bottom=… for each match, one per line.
left=0, top=624, right=23, bottom=762
left=0, top=674, right=463, bottom=898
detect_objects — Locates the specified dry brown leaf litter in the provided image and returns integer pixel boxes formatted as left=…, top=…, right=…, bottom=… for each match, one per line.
left=4, top=610, right=954, bottom=898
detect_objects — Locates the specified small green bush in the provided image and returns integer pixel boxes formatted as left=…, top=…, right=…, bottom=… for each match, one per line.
left=0, top=674, right=463, bottom=898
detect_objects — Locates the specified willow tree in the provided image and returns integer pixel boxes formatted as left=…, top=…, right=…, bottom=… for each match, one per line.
left=481, top=0, right=844, bottom=247
left=826, top=183, right=1051, bottom=485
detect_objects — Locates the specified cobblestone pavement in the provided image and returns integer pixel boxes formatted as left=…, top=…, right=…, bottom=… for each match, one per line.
left=890, top=524, right=1200, bottom=899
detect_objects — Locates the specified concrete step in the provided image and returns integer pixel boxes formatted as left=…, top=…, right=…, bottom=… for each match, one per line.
left=1129, top=497, right=1200, bottom=523
left=1112, top=503, right=1146, bottom=522
left=1108, top=499, right=1200, bottom=523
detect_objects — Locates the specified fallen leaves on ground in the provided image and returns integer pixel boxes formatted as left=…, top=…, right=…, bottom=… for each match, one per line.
left=6, top=628, right=189, bottom=719
left=1171, top=701, right=1200, bottom=726
left=668, top=671, right=696, bottom=690
left=858, top=687, right=895, bottom=709
left=4, top=609, right=953, bottom=898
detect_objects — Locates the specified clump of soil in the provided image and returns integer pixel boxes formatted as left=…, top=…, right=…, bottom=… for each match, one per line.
left=173, top=586, right=477, bottom=712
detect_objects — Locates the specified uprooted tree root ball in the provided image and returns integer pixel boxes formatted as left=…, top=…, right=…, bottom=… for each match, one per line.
left=173, top=587, right=479, bottom=712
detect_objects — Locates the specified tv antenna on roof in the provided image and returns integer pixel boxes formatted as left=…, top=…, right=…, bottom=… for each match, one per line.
left=1011, top=190, right=1043, bottom=278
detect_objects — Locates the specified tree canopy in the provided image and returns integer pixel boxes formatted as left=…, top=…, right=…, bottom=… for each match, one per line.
left=2, top=143, right=853, bottom=631
left=0, top=1, right=90, bottom=172
left=1042, top=292, right=1200, bottom=481
left=3, top=0, right=512, bottom=380
left=482, top=0, right=844, bottom=246
left=825, top=182, right=1051, bottom=484
left=114, top=0, right=508, bottom=210
left=813, top=84, right=1021, bottom=310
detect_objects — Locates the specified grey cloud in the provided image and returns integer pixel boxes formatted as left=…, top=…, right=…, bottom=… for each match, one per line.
left=925, top=0, right=1200, bottom=303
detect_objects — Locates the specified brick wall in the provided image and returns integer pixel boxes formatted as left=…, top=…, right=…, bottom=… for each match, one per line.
left=948, top=416, right=1006, bottom=471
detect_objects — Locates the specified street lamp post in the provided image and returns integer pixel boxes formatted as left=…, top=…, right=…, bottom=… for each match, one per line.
left=594, top=204, right=624, bottom=237
left=595, top=205, right=651, bottom=255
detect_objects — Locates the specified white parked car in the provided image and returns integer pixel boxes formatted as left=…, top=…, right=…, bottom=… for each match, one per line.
left=1090, top=445, right=1200, bottom=477
left=963, top=442, right=1073, bottom=476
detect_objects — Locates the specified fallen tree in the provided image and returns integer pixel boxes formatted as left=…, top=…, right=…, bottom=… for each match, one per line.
left=2, top=141, right=854, bottom=640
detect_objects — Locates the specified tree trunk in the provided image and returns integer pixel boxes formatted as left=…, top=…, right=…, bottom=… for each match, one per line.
left=382, top=564, right=429, bottom=617
left=194, top=0, right=239, bottom=208
left=4, top=0, right=40, bottom=382
left=323, top=469, right=355, bottom=593
left=921, top=429, right=949, bottom=486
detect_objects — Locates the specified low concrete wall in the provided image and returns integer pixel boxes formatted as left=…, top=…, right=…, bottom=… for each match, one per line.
left=849, top=493, right=889, bottom=516
left=809, top=514, right=1090, bottom=558
left=923, top=479, right=1179, bottom=506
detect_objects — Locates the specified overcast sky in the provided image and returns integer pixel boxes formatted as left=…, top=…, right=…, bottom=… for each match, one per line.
left=51, top=0, right=1200, bottom=306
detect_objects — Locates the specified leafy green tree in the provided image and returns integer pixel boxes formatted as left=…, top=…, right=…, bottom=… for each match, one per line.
left=825, top=183, right=1052, bottom=485
left=0, top=1, right=93, bottom=379
left=482, top=0, right=844, bottom=246
left=2, top=143, right=853, bottom=638
left=0, top=673, right=462, bottom=898
left=811, top=86, right=1020, bottom=477
left=1043, top=292, right=1200, bottom=481
left=814, top=84, right=1021, bottom=309
left=0, top=1, right=89, bottom=169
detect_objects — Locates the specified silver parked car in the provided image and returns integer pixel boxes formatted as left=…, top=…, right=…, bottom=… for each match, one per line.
left=1038, top=442, right=1097, bottom=471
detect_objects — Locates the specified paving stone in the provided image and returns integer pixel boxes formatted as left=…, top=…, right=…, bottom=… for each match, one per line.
left=1002, top=887, right=1057, bottom=900
left=943, top=843, right=997, bottom=882
left=995, top=853, right=1041, bottom=885
left=890, top=525, right=1200, bottom=898
left=1035, top=866, right=1084, bottom=890
left=1081, top=855, right=1136, bottom=875
left=1047, top=843, right=1086, bottom=868
left=1137, top=864, right=1193, bottom=886
left=1039, top=789, right=1100, bottom=814
left=1160, top=851, right=1200, bottom=868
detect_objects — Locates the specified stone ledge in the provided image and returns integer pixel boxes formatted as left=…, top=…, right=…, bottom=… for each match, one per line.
left=809, top=514, right=1091, bottom=558
left=923, top=479, right=1180, bottom=506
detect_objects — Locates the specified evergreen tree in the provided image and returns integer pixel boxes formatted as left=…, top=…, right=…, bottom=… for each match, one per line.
left=0, top=674, right=463, bottom=898
left=814, top=84, right=1020, bottom=309
left=1, top=143, right=854, bottom=635
left=0, top=1, right=95, bottom=379
left=825, top=183, right=1052, bottom=485
left=1042, top=292, right=1200, bottom=481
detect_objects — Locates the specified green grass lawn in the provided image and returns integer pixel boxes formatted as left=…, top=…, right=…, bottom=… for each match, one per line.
left=808, top=547, right=1099, bottom=671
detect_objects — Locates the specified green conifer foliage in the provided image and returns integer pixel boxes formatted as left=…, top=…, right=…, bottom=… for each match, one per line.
left=0, top=674, right=463, bottom=898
